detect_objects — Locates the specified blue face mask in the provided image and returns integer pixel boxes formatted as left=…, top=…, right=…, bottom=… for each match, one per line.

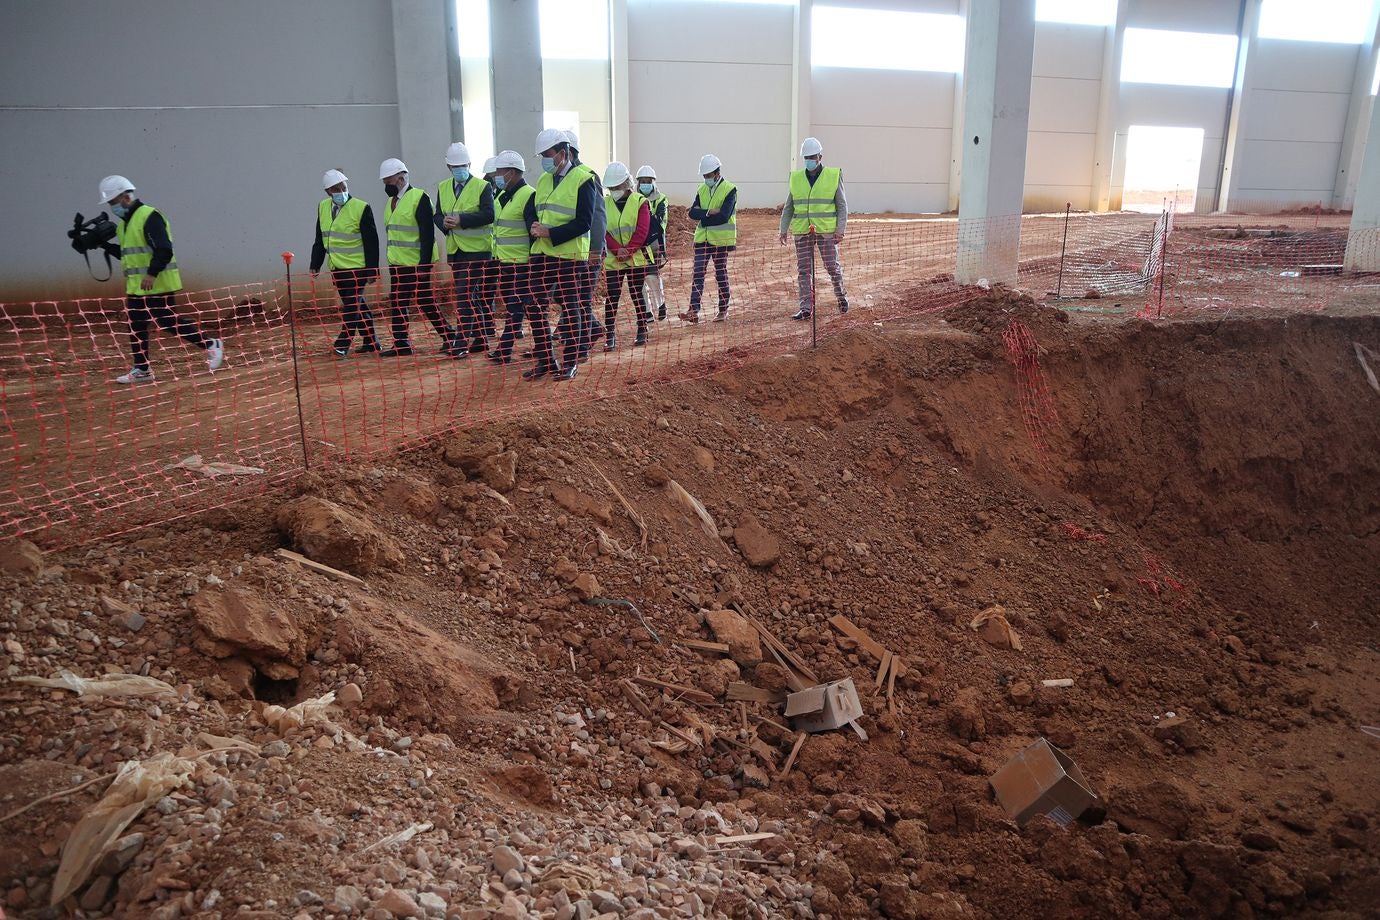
left=494, top=175, right=507, bottom=191
left=806, top=157, right=821, bottom=171
left=111, top=203, right=129, bottom=219
left=541, top=156, right=557, bottom=174
left=331, top=191, right=348, bottom=206
left=452, top=167, right=470, bottom=182
left=638, top=182, right=654, bottom=195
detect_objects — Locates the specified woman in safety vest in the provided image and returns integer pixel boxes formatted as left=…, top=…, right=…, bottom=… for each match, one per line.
left=600, top=162, right=653, bottom=351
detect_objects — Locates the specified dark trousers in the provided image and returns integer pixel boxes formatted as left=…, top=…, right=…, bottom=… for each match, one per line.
left=330, top=269, right=378, bottom=351
left=530, top=254, right=581, bottom=368
left=688, top=242, right=732, bottom=315
left=388, top=264, right=451, bottom=346
left=126, top=293, right=208, bottom=370
left=493, top=262, right=538, bottom=358
left=448, top=254, right=495, bottom=344
left=579, top=257, right=605, bottom=351
left=605, top=265, right=649, bottom=338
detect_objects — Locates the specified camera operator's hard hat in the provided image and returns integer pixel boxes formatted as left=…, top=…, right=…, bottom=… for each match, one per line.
left=99, top=175, right=134, bottom=205
left=322, top=169, right=348, bottom=190
left=378, top=158, right=408, bottom=180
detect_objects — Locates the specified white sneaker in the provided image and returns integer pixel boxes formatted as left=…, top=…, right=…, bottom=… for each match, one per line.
left=206, top=338, right=225, bottom=371
left=115, top=367, right=154, bottom=385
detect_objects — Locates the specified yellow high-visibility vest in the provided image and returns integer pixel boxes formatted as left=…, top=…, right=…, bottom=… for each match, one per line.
left=532, top=164, right=595, bottom=261
left=604, top=191, right=651, bottom=270
left=693, top=180, right=737, bottom=247
left=117, top=205, right=182, bottom=295
left=493, top=184, right=537, bottom=265
left=385, top=186, right=435, bottom=266
left=318, top=196, right=368, bottom=271
left=437, top=177, right=492, bottom=255
left=788, top=166, right=842, bottom=236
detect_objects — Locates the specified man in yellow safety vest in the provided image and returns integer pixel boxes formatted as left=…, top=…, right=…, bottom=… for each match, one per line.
left=434, top=142, right=496, bottom=355
left=680, top=154, right=737, bottom=324
left=778, top=136, right=849, bottom=320
left=378, top=157, right=457, bottom=357
left=311, top=169, right=381, bottom=358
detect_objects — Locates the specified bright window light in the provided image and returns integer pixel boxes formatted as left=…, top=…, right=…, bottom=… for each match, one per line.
left=1258, top=0, right=1372, bottom=44
left=540, top=0, right=609, bottom=60
left=544, top=110, right=582, bottom=139
left=1123, top=125, right=1205, bottom=213
left=1036, top=0, right=1116, bottom=27
left=812, top=6, right=964, bottom=72
left=1121, top=28, right=1238, bottom=88
left=456, top=0, right=490, bottom=58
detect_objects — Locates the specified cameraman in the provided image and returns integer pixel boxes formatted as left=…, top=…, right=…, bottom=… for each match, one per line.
left=96, top=176, right=225, bottom=384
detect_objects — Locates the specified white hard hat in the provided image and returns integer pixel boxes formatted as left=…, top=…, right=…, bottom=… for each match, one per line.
left=322, top=169, right=349, bottom=190
left=482, top=157, right=497, bottom=175
left=563, top=130, right=580, bottom=151
left=635, top=165, right=657, bottom=180
left=99, top=175, right=134, bottom=205
left=800, top=137, right=823, bottom=158
left=379, top=158, right=408, bottom=180
left=444, top=142, right=471, bottom=167
left=699, top=154, right=722, bottom=176
left=494, top=149, right=526, bottom=172
left=535, top=128, right=566, bottom=156
left=602, top=162, right=631, bottom=188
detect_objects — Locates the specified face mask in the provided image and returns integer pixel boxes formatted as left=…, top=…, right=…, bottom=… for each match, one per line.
left=384, top=182, right=400, bottom=198
left=638, top=182, right=654, bottom=195
left=331, top=191, right=348, bottom=207
left=111, top=203, right=129, bottom=219
left=806, top=157, right=821, bottom=170
left=541, top=157, right=557, bottom=174
left=451, top=167, right=470, bottom=182
left=617, top=187, right=631, bottom=200
left=494, top=175, right=507, bottom=191
left=704, top=176, right=718, bottom=188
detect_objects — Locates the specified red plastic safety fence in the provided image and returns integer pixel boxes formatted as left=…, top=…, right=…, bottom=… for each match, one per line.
left=5, top=207, right=1351, bottom=545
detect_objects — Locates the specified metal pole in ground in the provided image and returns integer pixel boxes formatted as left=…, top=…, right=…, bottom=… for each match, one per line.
left=810, top=226, right=818, bottom=349
left=1056, top=202, right=1071, bottom=299
left=282, top=251, right=311, bottom=470
left=1156, top=210, right=1170, bottom=318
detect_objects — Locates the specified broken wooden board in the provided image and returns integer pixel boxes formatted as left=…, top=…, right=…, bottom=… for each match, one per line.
left=678, top=639, right=731, bottom=655
left=620, top=679, right=655, bottom=720
left=714, top=832, right=777, bottom=845
left=727, top=683, right=786, bottom=704
left=732, top=602, right=820, bottom=685
left=875, top=650, right=893, bottom=690
left=275, top=548, right=366, bottom=585
left=632, top=676, right=715, bottom=706
left=828, top=614, right=909, bottom=678
left=778, top=732, right=808, bottom=780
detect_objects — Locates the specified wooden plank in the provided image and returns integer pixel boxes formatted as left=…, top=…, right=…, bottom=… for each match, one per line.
left=678, top=639, right=731, bottom=655
left=632, top=676, right=715, bottom=706
left=887, top=656, right=899, bottom=716
left=828, top=614, right=909, bottom=678
left=778, top=732, right=808, bottom=780
left=275, top=548, right=366, bottom=585
left=875, top=650, right=893, bottom=691
left=763, top=639, right=812, bottom=693
left=659, top=721, right=702, bottom=748
left=620, top=679, right=655, bottom=721
left=734, top=603, right=820, bottom=685
left=714, top=832, right=777, bottom=845
left=752, top=715, right=792, bottom=734
left=726, top=683, right=784, bottom=704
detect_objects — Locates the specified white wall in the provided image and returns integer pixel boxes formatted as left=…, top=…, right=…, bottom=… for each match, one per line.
left=545, top=59, right=613, bottom=171
left=1114, top=84, right=1230, bottom=211
left=0, top=0, right=408, bottom=300
left=627, top=0, right=796, bottom=207
left=1024, top=21, right=1106, bottom=212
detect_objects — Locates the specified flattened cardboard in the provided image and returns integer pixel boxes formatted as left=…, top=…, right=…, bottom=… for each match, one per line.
left=786, top=678, right=864, bottom=733
left=989, top=738, right=1098, bottom=827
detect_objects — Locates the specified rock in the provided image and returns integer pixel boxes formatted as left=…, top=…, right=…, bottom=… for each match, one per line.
left=478, top=451, right=519, bottom=493
left=692, top=446, right=716, bottom=471
left=95, top=832, right=145, bottom=876
left=1008, top=681, right=1036, bottom=707
left=891, top=819, right=929, bottom=859
left=262, top=740, right=291, bottom=758
left=642, top=464, right=670, bottom=487
left=946, top=687, right=986, bottom=741
left=1241, top=828, right=1280, bottom=851
left=548, top=484, right=613, bottom=525
left=0, top=539, right=43, bottom=574
left=78, top=875, right=115, bottom=911
left=273, top=495, right=403, bottom=575
left=338, top=682, right=363, bottom=707
left=739, top=763, right=771, bottom=789
left=376, top=889, right=421, bottom=918
left=878, top=875, right=923, bottom=919
left=1106, top=779, right=1200, bottom=839
left=293, top=890, right=323, bottom=906
left=492, top=844, right=525, bottom=876
left=417, top=892, right=448, bottom=917
left=1222, top=634, right=1246, bottom=655
left=1153, top=715, right=1204, bottom=752
left=704, top=608, right=763, bottom=667
left=381, top=476, right=440, bottom=519
left=571, top=572, right=601, bottom=601
left=749, top=661, right=792, bottom=694
left=1330, top=825, right=1365, bottom=849
left=696, top=658, right=741, bottom=697
left=188, top=587, right=307, bottom=665
left=442, top=436, right=504, bottom=472
left=673, top=838, right=708, bottom=860
left=121, top=612, right=146, bottom=632
left=814, top=854, right=853, bottom=898
left=732, top=516, right=781, bottom=569
left=333, top=885, right=366, bottom=912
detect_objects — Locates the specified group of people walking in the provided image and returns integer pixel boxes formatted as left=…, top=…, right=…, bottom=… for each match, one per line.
left=95, top=134, right=848, bottom=384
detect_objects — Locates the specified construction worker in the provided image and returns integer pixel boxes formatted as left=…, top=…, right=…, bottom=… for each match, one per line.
left=378, top=158, right=457, bottom=357
left=681, top=154, right=737, bottom=324
left=779, top=137, right=849, bottom=320
left=434, top=142, right=495, bottom=355
left=600, top=162, right=653, bottom=350
left=486, top=150, right=539, bottom=364
left=636, top=165, right=669, bottom=321
left=528, top=127, right=598, bottom=381
left=96, top=176, right=224, bottom=384
left=564, top=131, right=606, bottom=360
left=310, top=169, right=381, bottom=358
left=483, top=156, right=498, bottom=189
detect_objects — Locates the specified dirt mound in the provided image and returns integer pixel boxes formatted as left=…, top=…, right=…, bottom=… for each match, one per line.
left=274, top=495, right=403, bottom=574
left=939, top=283, right=1071, bottom=339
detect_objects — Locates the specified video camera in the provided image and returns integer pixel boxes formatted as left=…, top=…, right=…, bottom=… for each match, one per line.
left=68, top=212, right=117, bottom=281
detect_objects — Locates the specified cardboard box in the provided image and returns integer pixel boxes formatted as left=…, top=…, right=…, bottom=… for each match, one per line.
left=989, top=738, right=1098, bottom=827
left=785, top=678, right=864, bottom=733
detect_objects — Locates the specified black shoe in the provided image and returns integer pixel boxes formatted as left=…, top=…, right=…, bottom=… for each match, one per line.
left=522, top=363, right=554, bottom=380
left=355, top=342, right=380, bottom=354
left=380, top=344, right=413, bottom=357
left=332, top=347, right=349, bottom=359
left=713, top=310, right=728, bottom=323
left=553, top=364, right=578, bottom=381
left=468, top=338, right=487, bottom=354
left=604, top=335, right=618, bottom=352
left=577, top=347, right=592, bottom=363
left=521, top=349, right=534, bottom=359
left=487, top=351, right=512, bottom=364
left=657, top=304, right=667, bottom=321
left=791, top=309, right=813, bottom=321
left=633, top=332, right=647, bottom=347
left=679, top=310, right=698, bottom=324
left=514, top=328, right=525, bottom=340
left=839, top=301, right=850, bottom=314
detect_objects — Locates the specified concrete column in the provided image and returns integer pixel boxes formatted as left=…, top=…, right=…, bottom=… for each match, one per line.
left=443, top=0, right=465, bottom=142
left=1333, top=4, right=1380, bottom=208
left=790, top=0, right=814, bottom=169
left=947, top=0, right=970, bottom=213
left=1090, top=0, right=1129, bottom=213
left=1216, top=0, right=1263, bottom=213
left=392, top=0, right=456, bottom=169
left=1344, top=103, right=1380, bottom=270
left=955, top=0, right=1037, bottom=285
left=490, top=0, right=544, bottom=158
left=610, top=0, right=631, bottom=163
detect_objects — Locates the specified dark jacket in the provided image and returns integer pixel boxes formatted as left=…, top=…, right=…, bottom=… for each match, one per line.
left=100, top=200, right=174, bottom=277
